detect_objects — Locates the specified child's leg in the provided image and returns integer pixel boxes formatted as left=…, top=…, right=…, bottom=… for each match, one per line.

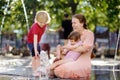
left=32, top=57, right=36, bottom=72
left=36, top=56, right=40, bottom=70
left=50, top=59, right=72, bottom=70
left=28, top=43, right=41, bottom=76
left=32, top=56, right=40, bottom=76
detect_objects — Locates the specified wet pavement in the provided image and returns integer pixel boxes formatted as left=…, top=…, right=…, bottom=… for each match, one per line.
left=0, top=54, right=120, bottom=80
left=0, top=55, right=32, bottom=78
left=0, top=54, right=62, bottom=80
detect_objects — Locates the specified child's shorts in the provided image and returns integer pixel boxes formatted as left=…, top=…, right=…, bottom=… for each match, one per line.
left=27, top=43, right=41, bottom=57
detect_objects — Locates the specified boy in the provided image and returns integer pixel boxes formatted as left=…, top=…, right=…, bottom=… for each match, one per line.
left=27, top=10, right=50, bottom=76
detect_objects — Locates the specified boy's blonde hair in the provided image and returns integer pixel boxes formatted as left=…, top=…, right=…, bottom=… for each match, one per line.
left=35, top=10, right=51, bottom=24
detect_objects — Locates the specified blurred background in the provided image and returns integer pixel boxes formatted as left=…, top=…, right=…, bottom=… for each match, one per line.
left=0, top=0, right=120, bottom=57
left=0, top=0, right=120, bottom=80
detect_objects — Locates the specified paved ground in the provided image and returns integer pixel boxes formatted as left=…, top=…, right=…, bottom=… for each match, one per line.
left=0, top=53, right=120, bottom=80
left=0, top=53, right=60, bottom=80
left=0, top=55, right=32, bottom=79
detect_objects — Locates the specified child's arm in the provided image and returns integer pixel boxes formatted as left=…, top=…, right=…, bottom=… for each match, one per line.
left=34, top=34, right=39, bottom=57
left=63, top=45, right=78, bottom=50
left=63, top=41, right=82, bottom=50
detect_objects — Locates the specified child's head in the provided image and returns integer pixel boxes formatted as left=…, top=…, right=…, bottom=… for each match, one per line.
left=35, top=10, right=51, bottom=26
left=68, top=31, right=81, bottom=45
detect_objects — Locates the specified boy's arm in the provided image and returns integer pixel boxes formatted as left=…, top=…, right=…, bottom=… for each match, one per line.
left=34, top=34, right=39, bottom=57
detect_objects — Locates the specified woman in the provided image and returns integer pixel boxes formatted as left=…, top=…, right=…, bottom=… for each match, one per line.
left=51, top=14, right=94, bottom=79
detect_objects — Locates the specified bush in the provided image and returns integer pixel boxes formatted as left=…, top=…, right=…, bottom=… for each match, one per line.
left=11, top=47, right=21, bottom=55
left=20, top=47, right=30, bottom=57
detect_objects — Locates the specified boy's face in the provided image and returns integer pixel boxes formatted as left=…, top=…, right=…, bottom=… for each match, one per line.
left=70, top=39, right=76, bottom=45
left=36, top=18, right=47, bottom=27
left=38, top=21, right=46, bottom=27
left=36, top=12, right=48, bottom=27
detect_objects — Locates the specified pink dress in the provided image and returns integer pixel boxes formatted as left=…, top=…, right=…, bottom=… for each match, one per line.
left=54, top=30, right=94, bottom=79
left=64, top=41, right=82, bottom=61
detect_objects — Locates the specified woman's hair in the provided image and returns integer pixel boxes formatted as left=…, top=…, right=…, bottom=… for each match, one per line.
left=68, top=31, right=81, bottom=42
left=72, top=14, right=87, bottom=29
left=35, top=10, right=51, bottom=24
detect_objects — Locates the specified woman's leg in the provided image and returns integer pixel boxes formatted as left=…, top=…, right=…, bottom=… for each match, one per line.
left=50, top=59, right=73, bottom=70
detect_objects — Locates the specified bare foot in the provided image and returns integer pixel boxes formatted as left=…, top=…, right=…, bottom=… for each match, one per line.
left=48, top=70, right=55, bottom=78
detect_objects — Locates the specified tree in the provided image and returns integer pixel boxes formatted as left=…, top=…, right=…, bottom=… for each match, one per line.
left=0, top=0, right=120, bottom=37
left=88, top=0, right=120, bottom=31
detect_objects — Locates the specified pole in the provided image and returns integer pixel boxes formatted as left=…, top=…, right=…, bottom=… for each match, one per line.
left=21, top=0, right=29, bottom=32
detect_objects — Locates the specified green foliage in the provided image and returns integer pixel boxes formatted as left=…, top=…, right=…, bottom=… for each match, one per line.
left=0, top=0, right=119, bottom=38
left=88, top=0, right=120, bottom=31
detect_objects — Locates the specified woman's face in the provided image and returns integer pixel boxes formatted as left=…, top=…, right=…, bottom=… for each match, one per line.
left=72, top=17, right=84, bottom=32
